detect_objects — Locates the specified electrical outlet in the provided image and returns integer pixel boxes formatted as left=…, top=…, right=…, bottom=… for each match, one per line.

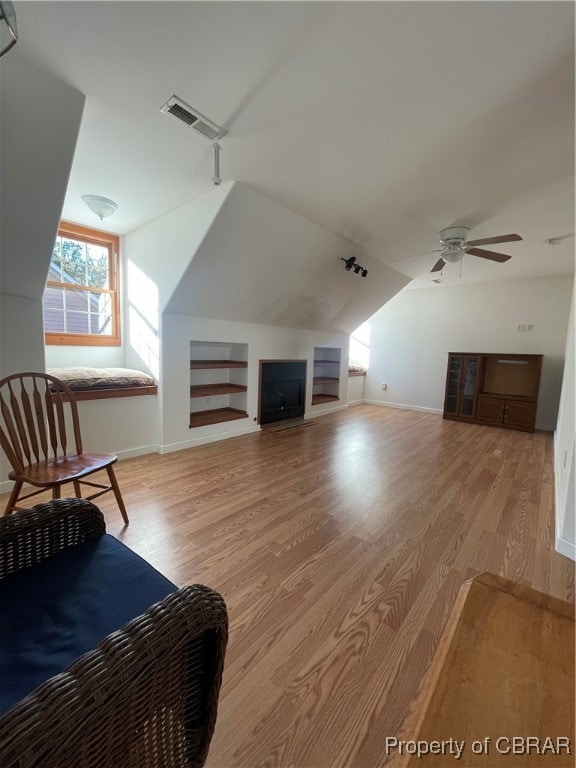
left=516, top=324, right=527, bottom=332
left=527, top=323, right=534, bottom=332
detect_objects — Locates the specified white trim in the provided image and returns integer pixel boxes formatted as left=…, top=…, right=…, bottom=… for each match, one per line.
left=0, top=479, right=13, bottom=494
left=307, top=403, right=348, bottom=418
left=535, top=422, right=555, bottom=432
left=555, top=533, right=576, bottom=561
left=159, top=424, right=259, bottom=454
left=116, top=445, right=159, bottom=461
left=346, top=399, right=365, bottom=407
left=553, top=429, right=576, bottom=562
left=362, top=399, right=443, bottom=415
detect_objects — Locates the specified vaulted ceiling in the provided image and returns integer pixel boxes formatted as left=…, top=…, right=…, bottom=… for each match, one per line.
left=12, top=1, right=575, bottom=289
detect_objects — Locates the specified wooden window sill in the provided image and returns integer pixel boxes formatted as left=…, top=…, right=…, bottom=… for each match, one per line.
left=67, top=385, right=158, bottom=401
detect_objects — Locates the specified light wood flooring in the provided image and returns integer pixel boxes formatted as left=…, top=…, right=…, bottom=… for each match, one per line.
left=3, top=405, right=574, bottom=766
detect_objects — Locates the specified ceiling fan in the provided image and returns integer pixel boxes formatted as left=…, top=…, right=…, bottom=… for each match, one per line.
left=429, top=227, right=521, bottom=273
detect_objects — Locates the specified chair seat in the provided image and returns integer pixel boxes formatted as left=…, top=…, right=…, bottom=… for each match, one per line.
left=0, top=533, right=176, bottom=715
left=9, top=453, right=117, bottom=487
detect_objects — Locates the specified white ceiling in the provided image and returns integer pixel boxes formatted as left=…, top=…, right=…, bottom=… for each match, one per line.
left=13, top=1, right=575, bottom=289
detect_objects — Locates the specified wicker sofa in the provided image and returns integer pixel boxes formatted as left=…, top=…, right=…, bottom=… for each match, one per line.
left=0, top=499, right=228, bottom=768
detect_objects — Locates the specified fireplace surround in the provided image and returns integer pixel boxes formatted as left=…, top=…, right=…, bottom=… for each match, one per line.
left=259, top=360, right=306, bottom=425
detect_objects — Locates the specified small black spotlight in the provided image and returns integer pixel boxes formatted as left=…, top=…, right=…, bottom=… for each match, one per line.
left=341, top=255, right=368, bottom=278
left=341, top=256, right=356, bottom=271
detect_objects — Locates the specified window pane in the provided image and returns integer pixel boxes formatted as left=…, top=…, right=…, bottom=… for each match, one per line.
left=66, top=288, right=89, bottom=313
left=89, top=291, right=113, bottom=335
left=44, top=308, right=65, bottom=333
left=43, top=285, right=64, bottom=310
left=65, top=311, right=90, bottom=334
left=50, top=237, right=62, bottom=282
left=86, top=243, right=110, bottom=289
left=61, top=237, right=87, bottom=285
left=45, top=223, right=119, bottom=345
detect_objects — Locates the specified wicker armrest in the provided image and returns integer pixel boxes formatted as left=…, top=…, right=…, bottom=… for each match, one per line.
left=0, top=498, right=105, bottom=581
left=0, top=584, right=228, bottom=768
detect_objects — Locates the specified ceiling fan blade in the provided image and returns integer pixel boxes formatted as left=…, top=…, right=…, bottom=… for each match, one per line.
left=431, top=257, right=446, bottom=272
left=466, top=233, right=522, bottom=247
left=466, top=247, right=511, bottom=263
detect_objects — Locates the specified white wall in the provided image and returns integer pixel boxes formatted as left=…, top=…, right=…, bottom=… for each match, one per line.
left=347, top=375, right=365, bottom=405
left=554, top=278, right=575, bottom=560
left=163, top=182, right=410, bottom=334
left=363, top=275, right=573, bottom=430
left=45, top=344, right=125, bottom=368
left=160, top=314, right=349, bottom=452
left=0, top=54, right=85, bottom=378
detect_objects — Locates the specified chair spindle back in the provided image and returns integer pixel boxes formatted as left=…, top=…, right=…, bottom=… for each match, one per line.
left=0, top=373, right=83, bottom=473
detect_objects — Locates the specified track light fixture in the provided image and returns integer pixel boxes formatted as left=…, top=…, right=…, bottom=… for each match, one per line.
left=341, top=256, right=368, bottom=277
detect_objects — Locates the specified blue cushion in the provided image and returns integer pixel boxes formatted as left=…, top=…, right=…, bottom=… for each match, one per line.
left=0, top=535, right=176, bottom=715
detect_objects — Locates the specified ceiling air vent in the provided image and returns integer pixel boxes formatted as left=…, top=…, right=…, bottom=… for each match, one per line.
left=160, top=95, right=227, bottom=142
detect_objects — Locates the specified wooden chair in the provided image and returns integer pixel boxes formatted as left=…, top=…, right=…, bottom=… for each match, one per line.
left=0, top=372, right=129, bottom=523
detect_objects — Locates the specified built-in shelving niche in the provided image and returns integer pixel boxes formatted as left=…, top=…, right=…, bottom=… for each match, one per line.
left=312, top=346, right=341, bottom=405
left=190, top=341, right=249, bottom=428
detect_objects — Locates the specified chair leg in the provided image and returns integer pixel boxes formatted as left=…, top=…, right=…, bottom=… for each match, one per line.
left=3, top=481, right=23, bottom=516
left=73, top=480, right=82, bottom=498
left=106, top=465, right=129, bottom=525
left=52, top=485, right=61, bottom=500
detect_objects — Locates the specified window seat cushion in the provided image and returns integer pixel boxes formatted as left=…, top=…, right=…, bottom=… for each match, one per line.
left=0, top=534, right=176, bottom=715
left=46, top=367, right=157, bottom=400
left=47, top=366, right=155, bottom=390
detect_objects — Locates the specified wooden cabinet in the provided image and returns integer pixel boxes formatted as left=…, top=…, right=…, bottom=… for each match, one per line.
left=443, top=354, right=481, bottom=420
left=443, top=353, right=542, bottom=432
left=311, top=347, right=341, bottom=405
left=190, top=341, right=249, bottom=428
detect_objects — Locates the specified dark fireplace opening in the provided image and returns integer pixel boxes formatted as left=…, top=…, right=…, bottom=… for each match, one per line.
left=259, top=360, right=306, bottom=425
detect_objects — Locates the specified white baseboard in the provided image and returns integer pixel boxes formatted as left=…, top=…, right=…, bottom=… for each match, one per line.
left=362, top=399, right=443, bottom=415
left=553, top=429, right=576, bottom=562
left=307, top=404, right=348, bottom=418
left=159, top=423, right=260, bottom=454
left=555, top=534, right=576, bottom=561
left=535, top=422, right=555, bottom=432
left=0, top=479, right=13, bottom=494
left=346, top=399, right=365, bottom=407
left=116, top=445, right=160, bottom=461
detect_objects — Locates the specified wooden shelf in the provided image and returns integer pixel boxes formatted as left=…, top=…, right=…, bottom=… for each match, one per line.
left=190, top=360, right=248, bottom=369
left=479, top=392, right=534, bottom=402
left=190, top=383, right=247, bottom=398
left=311, top=394, right=340, bottom=405
left=312, top=347, right=341, bottom=406
left=189, top=407, right=248, bottom=428
left=313, top=376, right=339, bottom=384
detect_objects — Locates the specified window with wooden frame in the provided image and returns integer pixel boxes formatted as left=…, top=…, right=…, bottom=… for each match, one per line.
left=44, top=221, right=121, bottom=346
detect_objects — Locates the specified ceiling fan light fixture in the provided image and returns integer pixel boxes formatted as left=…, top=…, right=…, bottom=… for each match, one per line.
left=442, top=245, right=464, bottom=263
left=82, top=195, right=118, bottom=220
